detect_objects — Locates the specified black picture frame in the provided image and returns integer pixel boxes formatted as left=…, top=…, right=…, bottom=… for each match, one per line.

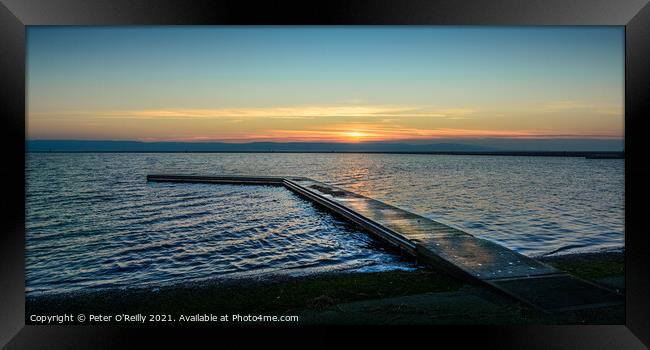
left=1, top=0, right=648, bottom=348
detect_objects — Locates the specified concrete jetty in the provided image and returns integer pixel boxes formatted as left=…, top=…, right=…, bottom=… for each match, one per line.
left=147, top=174, right=623, bottom=313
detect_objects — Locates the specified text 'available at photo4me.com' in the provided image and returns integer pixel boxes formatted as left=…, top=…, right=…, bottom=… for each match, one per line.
left=29, top=313, right=300, bottom=324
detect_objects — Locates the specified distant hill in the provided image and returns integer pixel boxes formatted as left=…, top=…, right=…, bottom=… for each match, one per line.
left=26, top=140, right=496, bottom=153
left=26, top=139, right=624, bottom=154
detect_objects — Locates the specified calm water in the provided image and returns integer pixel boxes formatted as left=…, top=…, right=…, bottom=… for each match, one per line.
left=26, top=153, right=624, bottom=295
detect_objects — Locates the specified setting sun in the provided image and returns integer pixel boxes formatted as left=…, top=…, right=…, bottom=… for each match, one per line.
left=343, top=131, right=370, bottom=142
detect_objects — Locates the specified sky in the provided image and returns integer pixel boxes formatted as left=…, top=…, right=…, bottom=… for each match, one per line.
left=27, top=26, right=624, bottom=145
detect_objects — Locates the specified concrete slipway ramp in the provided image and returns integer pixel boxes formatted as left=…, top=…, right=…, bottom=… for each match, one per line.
left=147, top=174, right=623, bottom=313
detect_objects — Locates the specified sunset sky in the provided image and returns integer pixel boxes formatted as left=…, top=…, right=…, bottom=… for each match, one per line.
left=27, top=26, right=624, bottom=144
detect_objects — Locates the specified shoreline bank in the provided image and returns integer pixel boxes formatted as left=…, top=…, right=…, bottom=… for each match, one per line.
left=26, top=250, right=624, bottom=325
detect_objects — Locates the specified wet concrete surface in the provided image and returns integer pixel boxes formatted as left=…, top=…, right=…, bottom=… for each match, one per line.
left=147, top=175, right=624, bottom=313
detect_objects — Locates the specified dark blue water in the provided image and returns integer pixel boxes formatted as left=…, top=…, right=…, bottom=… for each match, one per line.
left=26, top=153, right=624, bottom=295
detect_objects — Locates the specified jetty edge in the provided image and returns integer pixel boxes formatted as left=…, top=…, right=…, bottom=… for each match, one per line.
left=146, top=174, right=623, bottom=313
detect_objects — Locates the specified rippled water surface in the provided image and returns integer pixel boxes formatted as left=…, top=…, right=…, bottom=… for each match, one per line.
left=26, top=153, right=624, bottom=295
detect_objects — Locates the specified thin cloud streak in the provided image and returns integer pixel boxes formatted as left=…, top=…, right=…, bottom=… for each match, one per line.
left=33, top=105, right=478, bottom=120
left=540, top=100, right=623, bottom=116
left=254, top=126, right=622, bottom=142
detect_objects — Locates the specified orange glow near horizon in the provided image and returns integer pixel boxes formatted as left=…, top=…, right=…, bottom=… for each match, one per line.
left=27, top=102, right=624, bottom=143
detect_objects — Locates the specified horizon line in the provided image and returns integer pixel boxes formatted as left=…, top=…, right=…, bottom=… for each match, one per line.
left=26, top=137, right=625, bottom=143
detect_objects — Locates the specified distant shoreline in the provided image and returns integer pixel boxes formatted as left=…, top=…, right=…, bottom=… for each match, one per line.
left=26, top=150, right=625, bottom=158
